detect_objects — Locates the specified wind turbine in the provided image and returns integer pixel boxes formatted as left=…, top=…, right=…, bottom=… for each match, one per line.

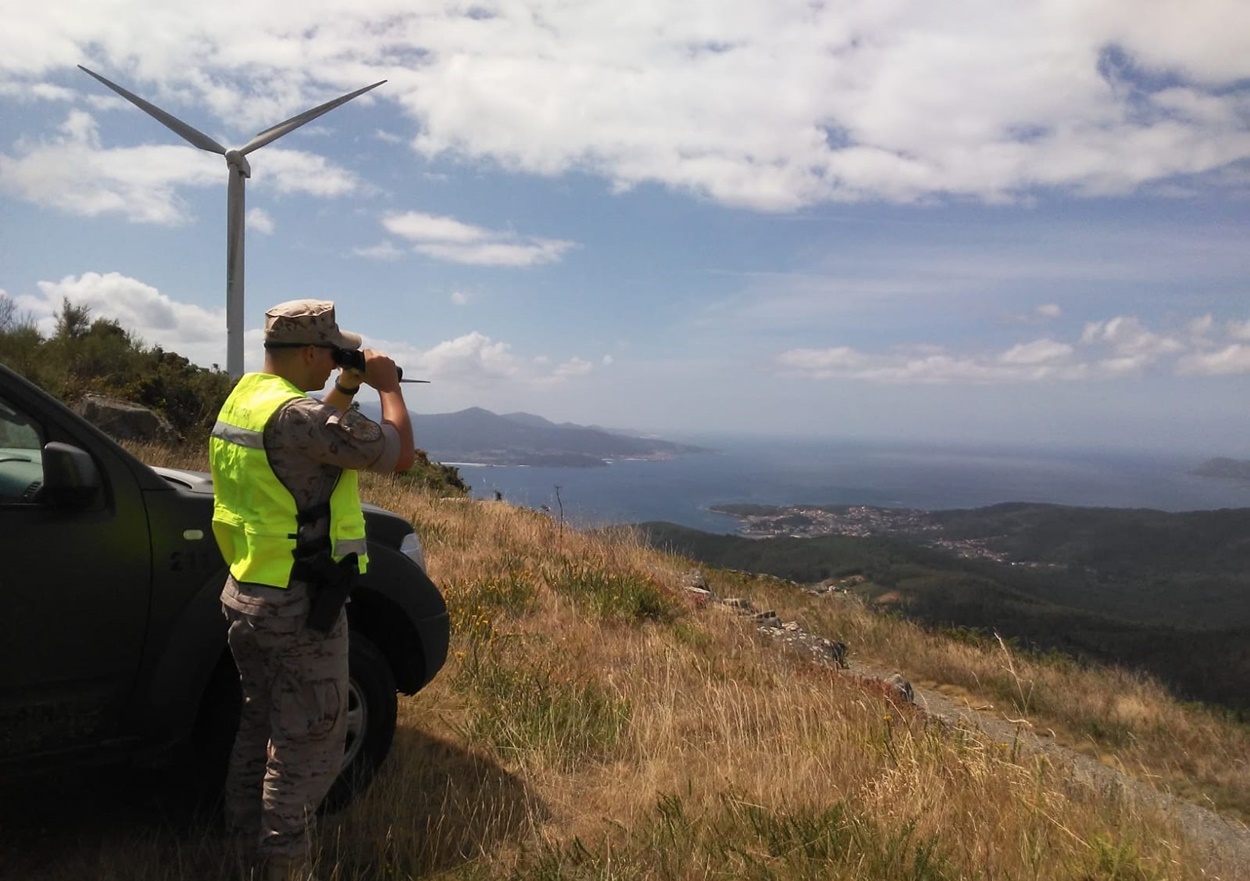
left=78, top=65, right=385, bottom=379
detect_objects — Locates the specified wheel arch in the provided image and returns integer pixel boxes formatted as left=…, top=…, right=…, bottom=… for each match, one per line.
left=346, top=586, right=428, bottom=695
left=130, top=567, right=232, bottom=753
left=350, top=542, right=448, bottom=695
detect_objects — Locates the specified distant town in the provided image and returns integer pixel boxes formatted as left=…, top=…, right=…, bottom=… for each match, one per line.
left=708, top=503, right=1017, bottom=564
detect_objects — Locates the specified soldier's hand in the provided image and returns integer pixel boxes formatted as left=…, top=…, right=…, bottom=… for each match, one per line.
left=337, top=359, right=366, bottom=388
left=361, top=349, right=401, bottom=392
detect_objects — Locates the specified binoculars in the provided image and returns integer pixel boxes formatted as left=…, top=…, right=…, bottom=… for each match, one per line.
left=331, top=347, right=427, bottom=383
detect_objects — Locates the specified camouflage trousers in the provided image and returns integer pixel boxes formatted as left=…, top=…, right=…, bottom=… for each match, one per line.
left=223, top=605, right=348, bottom=859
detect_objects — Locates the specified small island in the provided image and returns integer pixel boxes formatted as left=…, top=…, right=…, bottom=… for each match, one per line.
left=1190, top=457, right=1250, bottom=482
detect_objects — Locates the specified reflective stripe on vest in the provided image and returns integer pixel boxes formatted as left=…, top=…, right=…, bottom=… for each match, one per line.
left=209, top=373, right=369, bottom=588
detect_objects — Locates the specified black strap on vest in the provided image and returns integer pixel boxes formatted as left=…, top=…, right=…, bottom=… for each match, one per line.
left=291, top=500, right=333, bottom=565
left=292, top=500, right=331, bottom=531
left=292, top=499, right=358, bottom=634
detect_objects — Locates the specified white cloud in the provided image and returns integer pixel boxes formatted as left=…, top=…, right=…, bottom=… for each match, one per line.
left=1079, top=316, right=1184, bottom=360
left=775, top=347, right=869, bottom=378
left=1188, top=313, right=1215, bottom=337
left=0, top=107, right=362, bottom=222
left=777, top=343, right=1083, bottom=384
left=247, top=207, right=274, bottom=234
left=0, top=81, right=76, bottom=102
left=399, top=1, right=1250, bottom=207
left=413, top=240, right=573, bottom=267
left=409, top=330, right=598, bottom=388
left=999, top=339, right=1073, bottom=365
left=1036, top=303, right=1061, bottom=319
left=1178, top=344, right=1250, bottom=376
left=352, top=240, right=405, bottom=261
left=1228, top=318, right=1250, bottom=341
left=2, top=2, right=1247, bottom=210
left=0, top=110, right=217, bottom=224
left=382, top=211, right=576, bottom=267
left=552, top=357, right=593, bottom=378
left=450, top=290, right=471, bottom=306
left=777, top=313, right=1250, bottom=384
left=250, top=147, right=362, bottom=197
left=413, top=331, right=520, bottom=385
left=384, top=212, right=485, bottom=245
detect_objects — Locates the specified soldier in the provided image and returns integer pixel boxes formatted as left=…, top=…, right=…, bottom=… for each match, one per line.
left=209, top=300, right=414, bottom=880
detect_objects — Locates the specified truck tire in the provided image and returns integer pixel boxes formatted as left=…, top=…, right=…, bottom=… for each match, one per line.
left=324, top=630, right=398, bottom=811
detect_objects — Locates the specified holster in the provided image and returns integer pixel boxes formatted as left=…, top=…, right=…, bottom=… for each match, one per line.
left=293, top=544, right=359, bottom=634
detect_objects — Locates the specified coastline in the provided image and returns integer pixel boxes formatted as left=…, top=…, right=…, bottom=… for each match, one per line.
left=454, top=438, right=1250, bottom=532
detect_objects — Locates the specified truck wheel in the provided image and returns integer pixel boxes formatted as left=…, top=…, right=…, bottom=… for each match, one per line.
left=324, top=630, right=397, bottom=811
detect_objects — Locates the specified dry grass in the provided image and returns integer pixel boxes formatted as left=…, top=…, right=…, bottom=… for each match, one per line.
left=8, top=469, right=1247, bottom=879
left=737, top=574, right=1250, bottom=825
left=123, top=438, right=211, bottom=471
left=317, top=490, right=1240, bottom=880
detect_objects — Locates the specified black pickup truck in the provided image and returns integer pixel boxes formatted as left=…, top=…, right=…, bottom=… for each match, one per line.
left=0, top=362, right=448, bottom=806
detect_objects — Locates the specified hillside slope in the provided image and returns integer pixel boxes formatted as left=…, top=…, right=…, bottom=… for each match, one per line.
left=638, top=516, right=1250, bottom=713
left=5, top=483, right=1248, bottom=880
left=331, top=490, right=1250, bottom=877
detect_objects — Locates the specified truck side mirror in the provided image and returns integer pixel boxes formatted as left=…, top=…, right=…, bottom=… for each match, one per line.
left=42, top=441, right=101, bottom=509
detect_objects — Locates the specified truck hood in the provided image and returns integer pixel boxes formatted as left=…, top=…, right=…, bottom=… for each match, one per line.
left=153, top=466, right=215, bottom=495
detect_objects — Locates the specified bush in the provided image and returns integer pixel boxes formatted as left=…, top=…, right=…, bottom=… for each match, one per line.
left=1, top=298, right=232, bottom=441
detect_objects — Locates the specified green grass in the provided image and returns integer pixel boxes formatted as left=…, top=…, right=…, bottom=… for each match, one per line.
left=455, top=638, right=631, bottom=772
left=550, top=561, right=680, bottom=624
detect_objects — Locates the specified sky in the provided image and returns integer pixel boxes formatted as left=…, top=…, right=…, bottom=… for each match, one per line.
left=1, top=1, right=1248, bottom=455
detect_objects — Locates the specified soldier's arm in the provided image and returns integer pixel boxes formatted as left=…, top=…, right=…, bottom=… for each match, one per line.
left=275, top=399, right=399, bottom=474
left=359, top=351, right=415, bottom=473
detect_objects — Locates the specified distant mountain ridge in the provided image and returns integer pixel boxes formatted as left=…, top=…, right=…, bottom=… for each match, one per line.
left=1191, top=457, right=1250, bottom=481
left=361, top=405, right=712, bottom=466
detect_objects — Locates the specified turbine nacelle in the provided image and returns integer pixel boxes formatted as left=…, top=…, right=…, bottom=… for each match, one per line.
left=225, top=149, right=252, bottom=178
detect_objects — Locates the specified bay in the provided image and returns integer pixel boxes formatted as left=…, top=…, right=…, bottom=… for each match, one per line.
left=455, top=436, right=1250, bottom=533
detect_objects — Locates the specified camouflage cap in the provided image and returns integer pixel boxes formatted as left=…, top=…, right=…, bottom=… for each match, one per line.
left=263, top=299, right=362, bottom=350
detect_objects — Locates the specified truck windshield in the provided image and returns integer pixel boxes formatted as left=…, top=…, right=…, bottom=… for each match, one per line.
left=0, top=395, right=45, bottom=502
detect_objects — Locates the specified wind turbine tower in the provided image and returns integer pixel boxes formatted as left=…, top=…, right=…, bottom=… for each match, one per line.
left=79, top=66, right=385, bottom=379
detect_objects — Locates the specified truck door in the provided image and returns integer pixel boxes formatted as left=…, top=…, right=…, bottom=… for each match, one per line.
left=0, top=393, right=150, bottom=759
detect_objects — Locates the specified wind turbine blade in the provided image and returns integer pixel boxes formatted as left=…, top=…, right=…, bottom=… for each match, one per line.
left=78, top=65, right=227, bottom=155
left=240, top=80, right=386, bottom=154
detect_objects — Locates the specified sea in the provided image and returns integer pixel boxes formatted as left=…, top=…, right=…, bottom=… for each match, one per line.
left=453, top=436, right=1250, bottom=533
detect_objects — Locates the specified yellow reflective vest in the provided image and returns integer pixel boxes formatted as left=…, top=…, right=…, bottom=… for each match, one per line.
left=209, top=373, right=369, bottom=588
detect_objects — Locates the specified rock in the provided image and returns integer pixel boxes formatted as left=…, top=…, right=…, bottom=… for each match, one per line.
left=681, top=569, right=709, bottom=590
left=822, top=639, right=848, bottom=669
left=885, top=673, right=914, bottom=703
left=722, top=597, right=753, bottom=611
left=681, top=570, right=714, bottom=606
left=72, top=394, right=177, bottom=443
left=753, top=610, right=782, bottom=629
left=684, top=586, right=713, bottom=606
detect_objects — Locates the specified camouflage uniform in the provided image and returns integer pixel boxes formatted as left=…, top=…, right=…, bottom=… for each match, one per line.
left=220, top=374, right=398, bottom=861
left=223, top=603, right=347, bottom=859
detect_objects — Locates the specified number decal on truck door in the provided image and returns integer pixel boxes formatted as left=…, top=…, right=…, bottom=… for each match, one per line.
left=169, top=550, right=216, bottom=571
